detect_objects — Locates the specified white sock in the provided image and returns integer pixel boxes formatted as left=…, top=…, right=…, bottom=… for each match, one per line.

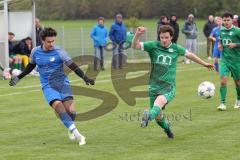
left=72, top=129, right=83, bottom=140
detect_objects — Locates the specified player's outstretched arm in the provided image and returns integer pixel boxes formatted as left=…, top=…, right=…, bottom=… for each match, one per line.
left=185, top=51, right=214, bottom=70
left=9, top=63, right=36, bottom=86
left=131, top=26, right=145, bottom=50
left=67, top=62, right=95, bottom=85
left=227, top=43, right=240, bottom=48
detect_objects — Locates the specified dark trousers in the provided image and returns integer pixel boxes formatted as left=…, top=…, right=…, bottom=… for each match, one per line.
left=112, top=43, right=124, bottom=69
left=207, top=37, right=214, bottom=57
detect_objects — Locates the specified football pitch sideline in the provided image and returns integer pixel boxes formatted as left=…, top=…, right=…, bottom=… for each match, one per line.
left=0, top=62, right=240, bottom=160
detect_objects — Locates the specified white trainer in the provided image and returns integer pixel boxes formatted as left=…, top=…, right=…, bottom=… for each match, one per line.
left=234, top=100, right=240, bottom=109
left=185, top=60, right=190, bottom=64
left=68, top=131, right=76, bottom=141
left=217, top=103, right=227, bottom=111
left=79, top=136, right=86, bottom=146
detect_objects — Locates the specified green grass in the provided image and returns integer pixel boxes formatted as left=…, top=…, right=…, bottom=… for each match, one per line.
left=1, top=60, right=240, bottom=160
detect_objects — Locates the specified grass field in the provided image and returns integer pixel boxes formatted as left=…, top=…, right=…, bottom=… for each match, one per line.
left=1, top=61, right=240, bottom=160
left=1, top=19, right=240, bottom=160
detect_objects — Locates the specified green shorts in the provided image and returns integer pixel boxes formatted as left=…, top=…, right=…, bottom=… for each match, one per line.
left=220, top=60, right=240, bottom=80
left=148, top=86, right=176, bottom=108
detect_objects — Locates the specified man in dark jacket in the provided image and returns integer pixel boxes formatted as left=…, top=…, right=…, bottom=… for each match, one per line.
left=170, top=15, right=179, bottom=43
left=203, top=15, right=217, bottom=60
left=109, top=13, right=127, bottom=69
left=157, top=16, right=169, bottom=41
left=36, top=18, right=43, bottom=46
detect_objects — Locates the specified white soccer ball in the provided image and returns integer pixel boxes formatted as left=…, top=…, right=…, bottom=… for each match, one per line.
left=198, top=81, right=215, bottom=99
left=11, top=69, right=22, bottom=77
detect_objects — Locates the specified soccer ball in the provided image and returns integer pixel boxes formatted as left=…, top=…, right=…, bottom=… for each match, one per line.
left=198, top=81, right=215, bottom=99
left=11, top=69, right=22, bottom=77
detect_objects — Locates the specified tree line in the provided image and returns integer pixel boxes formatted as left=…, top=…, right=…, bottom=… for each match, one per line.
left=8, top=0, right=240, bottom=20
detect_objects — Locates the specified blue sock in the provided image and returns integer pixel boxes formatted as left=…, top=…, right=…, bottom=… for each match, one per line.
left=59, top=112, right=75, bottom=131
left=214, top=62, right=219, bottom=72
left=67, top=112, right=77, bottom=121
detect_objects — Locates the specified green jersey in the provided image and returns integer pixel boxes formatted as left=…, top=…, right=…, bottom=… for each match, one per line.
left=142, top=41, right=186, bottom=94
left=220, top=26, right=240, bottom=62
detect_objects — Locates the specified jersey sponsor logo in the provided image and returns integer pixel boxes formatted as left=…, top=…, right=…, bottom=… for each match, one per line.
left=222, top=39, right=232, bottom=45
left=50, top=57, right=55, bottom=62
left=169, top=48, right=174, bottom=52
left=157, top=55, right=172, bottom=65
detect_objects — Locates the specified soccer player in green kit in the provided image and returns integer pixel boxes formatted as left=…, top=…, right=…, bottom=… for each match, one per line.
left=217, top=12, right=240, bottom=111
left=132, top=25, right=214, bottom=138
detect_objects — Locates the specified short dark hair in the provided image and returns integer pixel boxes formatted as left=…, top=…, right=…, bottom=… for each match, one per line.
left=8, top=32, right=15, bottom=36
left=40, top=27, right=57, bottom=41
left=25, top=37, right=32, bottom=41
left=161, top=16, right=168, bottom=20
left=222, top=12, right=233, bottom=19
left=159, top=25, right=174, bottom=37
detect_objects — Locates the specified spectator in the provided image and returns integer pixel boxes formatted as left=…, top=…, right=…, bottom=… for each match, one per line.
left=182, top=14, right=198, bottom=64
left=13, top=37, right=32, bottom=68
left=157, top=16, right=169, bottom=41
left=170, top=14, right=179, bottom=43
left=203, top=15, right=217, bottom=60
left=109, top=13, right=127, bottom=69
left=209, top=16, right=222, bottom=73
left=238, top=15, right=240, bottom=27
left=36, top=18, right=43, bottom=46
left=233, top=15, right=239, bottom=27
left=8, top=32, right=21, bottom=70
left=91, top=17, right=108, bottom=71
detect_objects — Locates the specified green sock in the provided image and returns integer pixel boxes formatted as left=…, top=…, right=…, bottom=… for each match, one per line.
left=220, top=86, right=227, bottom=104
left=17, top=63, right=21, bottom=70
left=156, top=115, right=169, bottom=130
left=149, top=105, right=161, bottom=120
left=236, top=86, right=240, bottom=100
left=13, top=63, right=18, bottom=69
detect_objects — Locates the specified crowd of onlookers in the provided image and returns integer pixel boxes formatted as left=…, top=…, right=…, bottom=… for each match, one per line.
left=8, top=18, right=43, bottom=70
left=2, top=13, right=240, bottom=79
left=90, top=12, right=240, bottom=70
left=0, top=18, right=43, bottom=79
left=90, top=13, right=127, bottom=71
left=155, top=13, right=240, bottom=64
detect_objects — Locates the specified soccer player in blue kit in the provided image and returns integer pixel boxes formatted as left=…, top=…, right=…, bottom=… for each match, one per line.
left=9, top=28, right=95, bottom=146
left=209, top=16, right=222, bottom=73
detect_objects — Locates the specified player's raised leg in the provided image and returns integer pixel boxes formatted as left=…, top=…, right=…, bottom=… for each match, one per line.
left=51, top=100, right=86, bottom=146
left=140, top=95, right=166, bottom=128
left=154, top=95, right=173, bottom=138
left=63, top=97, right=86, bottom=145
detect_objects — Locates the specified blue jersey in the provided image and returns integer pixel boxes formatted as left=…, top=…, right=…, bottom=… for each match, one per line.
left=30, top=46, right=73, bottom=88
left=210, top=26, right=221, bottom=49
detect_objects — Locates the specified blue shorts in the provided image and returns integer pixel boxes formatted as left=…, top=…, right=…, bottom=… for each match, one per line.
left=212, top=47, right=222, bottom=58
left=42, top=85, right=73, bottom=105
